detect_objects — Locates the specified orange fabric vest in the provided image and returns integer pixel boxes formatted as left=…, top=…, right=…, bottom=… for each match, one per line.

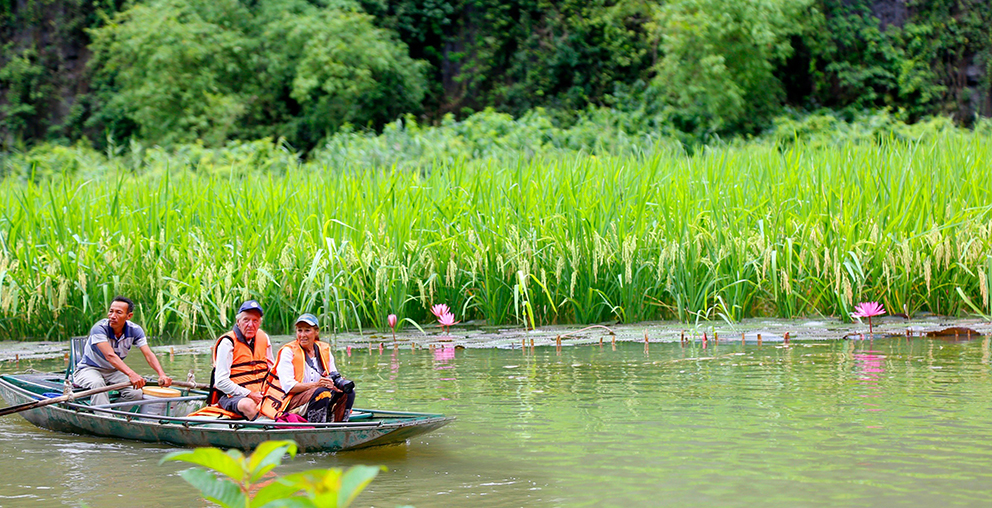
left=207, top=330, right=271, bottom=405
left=187, top=405, right=242, bottom=419
left=259, top=340, right=333, bottom=419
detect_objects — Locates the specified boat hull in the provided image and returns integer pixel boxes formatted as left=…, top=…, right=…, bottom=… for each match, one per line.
left=0, top=374, right=452, bottom=453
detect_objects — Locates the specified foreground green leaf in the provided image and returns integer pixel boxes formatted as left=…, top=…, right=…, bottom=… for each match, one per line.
left=178, top=467, right=247, bottom=508
left=247, top=440, right=298, bottom=483
left=161, top=447, right=247, bottom=482
left=337, top=466, right=384, bottom=507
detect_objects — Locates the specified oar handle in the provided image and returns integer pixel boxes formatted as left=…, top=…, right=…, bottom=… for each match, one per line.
left=1, top=378, right=210, bottom=417
left=0, top=381, right=133, bottom=418
left=142, top=377, right=209, bottom=390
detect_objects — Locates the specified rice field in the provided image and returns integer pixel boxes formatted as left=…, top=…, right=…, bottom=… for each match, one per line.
left=1, top=131, right=991, bottom=339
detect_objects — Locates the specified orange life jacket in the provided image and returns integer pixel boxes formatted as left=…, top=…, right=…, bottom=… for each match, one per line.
left=187, top=405, right=242, bottom=419
left=207, top=329, right=271, bottom=405
left=259, top=340, right=333, bottom=419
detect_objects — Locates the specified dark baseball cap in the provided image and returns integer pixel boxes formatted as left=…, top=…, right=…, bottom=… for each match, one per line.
left=238, top=300, right=264, bottom=316
left=295, top=313, right=319, bottom=327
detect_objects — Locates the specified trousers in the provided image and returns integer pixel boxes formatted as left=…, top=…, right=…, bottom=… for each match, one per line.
left=73, top=366, right=143, bottom=407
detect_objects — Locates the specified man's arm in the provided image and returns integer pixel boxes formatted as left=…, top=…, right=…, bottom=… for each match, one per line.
left=138, top=345, right=172, bottom=387
left=94, top=342, right=145, bottom=389
left=214, top=339, right=250, bottom=397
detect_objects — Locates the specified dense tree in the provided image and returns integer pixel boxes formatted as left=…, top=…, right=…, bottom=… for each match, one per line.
left=647, top=0, right=813, bottom=135
left=87, top=0, right=426, bottom=148
left=89, top=0, right=255, bottom=145
left=1, top=0, right=990, bottom=149
left=800, top=0, right=992, bottom=124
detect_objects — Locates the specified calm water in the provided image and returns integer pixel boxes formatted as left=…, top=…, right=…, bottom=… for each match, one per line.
left=3, top=337, right=992, bottom=507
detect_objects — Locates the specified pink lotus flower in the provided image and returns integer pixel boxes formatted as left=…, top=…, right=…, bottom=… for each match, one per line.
left=852, top=302, right=885, bottom=318
left=438, top=312, right=458, bottom=333
left=387, top=314, right=397, bottom=340
left=852, top=301, right=886, bottom=336
left=431, top=304, right=450, bottom=319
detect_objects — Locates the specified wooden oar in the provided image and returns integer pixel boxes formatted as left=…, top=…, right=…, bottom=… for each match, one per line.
left=142, top=378, right=209, bottom=390
left=0, top=381, right=133, bottom=417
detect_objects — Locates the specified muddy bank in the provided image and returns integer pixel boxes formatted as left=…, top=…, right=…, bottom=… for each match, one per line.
left=1, top=315, right=989, bottom=362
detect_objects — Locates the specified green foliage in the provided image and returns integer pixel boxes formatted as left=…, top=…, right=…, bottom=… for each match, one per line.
left=0, top=0, right=133, bottom=147
left=88, top=0, right=427, bottom=148
left=764, top=109, right=958, bottom=148
left=0, top=47, right=51, bottom=144
left=360, top=0, right=655, bottom=114
left=256, top=4, right=427, bottom=145
left=313, top=108, right=681, bottom=170
left=2, top=0, right=992, bottom=148
left=2, top=111, right=992, bottom=338
left=161, top=440, right=383, bottom=508
left=648, top=0, right=813, bottom=135
left=88, top=0, right=256, bottom=146
left=466, top=0, right=654, bottom=114
left=801, top=0, right=992, bottom=122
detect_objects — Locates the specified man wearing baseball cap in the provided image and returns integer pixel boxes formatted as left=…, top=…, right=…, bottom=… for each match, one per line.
left=202, top=300, right=274, bottom=419
left=259, top=312, right=355, bottom=422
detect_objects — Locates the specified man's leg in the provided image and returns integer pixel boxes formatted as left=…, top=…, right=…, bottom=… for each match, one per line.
left=236, top=397, right=259, bottom=420
left=104, top=370, right=143, bottom=402
left=73, top=367, right=111, bottom=406
left=218, top=394, right=255, bottom=420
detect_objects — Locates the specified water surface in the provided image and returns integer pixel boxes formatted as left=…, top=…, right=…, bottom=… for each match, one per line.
left=3, top=337, right=992, bottom=507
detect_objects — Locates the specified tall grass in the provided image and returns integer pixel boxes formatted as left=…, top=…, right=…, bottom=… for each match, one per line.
left=1, top=121, right=991, bottom=339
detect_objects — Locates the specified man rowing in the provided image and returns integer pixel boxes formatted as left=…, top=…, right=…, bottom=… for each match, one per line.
left=73, top=296, right=172, bottom=407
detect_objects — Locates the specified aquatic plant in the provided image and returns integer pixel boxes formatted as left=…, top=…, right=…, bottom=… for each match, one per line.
left=160, top=440, right=382, bottom=507
left=430, top=304, right=450, bottom=319
left=1, top=129, right=992, bottom=339
left=387, top=313, right=397, bottom=340
left=852, top=302, right=886, bottom=336
left=438, top=312, right=458, bottom=334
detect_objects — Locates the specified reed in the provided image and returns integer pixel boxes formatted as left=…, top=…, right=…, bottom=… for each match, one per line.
left=1, top=130, right=991, bottom=339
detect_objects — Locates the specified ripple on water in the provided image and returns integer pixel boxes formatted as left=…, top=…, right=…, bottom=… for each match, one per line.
left=4, top=339, right=992, bottom=506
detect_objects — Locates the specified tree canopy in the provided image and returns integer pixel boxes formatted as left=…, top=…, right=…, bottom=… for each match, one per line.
left=0, top=0, right=989, bottom=150
left=87, top=0, right=426, bottom=147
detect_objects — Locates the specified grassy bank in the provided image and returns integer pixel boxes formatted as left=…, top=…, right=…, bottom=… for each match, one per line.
left=1, top=115, right=991, bottom=339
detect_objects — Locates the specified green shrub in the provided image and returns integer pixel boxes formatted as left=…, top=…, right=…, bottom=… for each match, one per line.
left=161, top=440, right=383, bottom=508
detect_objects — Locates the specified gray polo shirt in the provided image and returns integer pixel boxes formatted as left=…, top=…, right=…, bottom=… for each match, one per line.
left=77, top=318, right=148, bottom=370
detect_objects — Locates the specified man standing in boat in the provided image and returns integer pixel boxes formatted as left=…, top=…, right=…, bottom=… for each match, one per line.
left=73, top=296, right=172, bottom=407
left=206, top=300, right=273, bottom=419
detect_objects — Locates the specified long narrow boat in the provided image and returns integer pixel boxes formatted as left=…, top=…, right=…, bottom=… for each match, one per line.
left=0, top=372, right=453, bottom=453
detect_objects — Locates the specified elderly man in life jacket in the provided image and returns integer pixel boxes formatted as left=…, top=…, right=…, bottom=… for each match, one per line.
left=205, top=300, right=274, bottom=419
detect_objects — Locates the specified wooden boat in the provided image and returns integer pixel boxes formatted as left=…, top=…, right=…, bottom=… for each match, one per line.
left=0, top=372, right=453, bottom=453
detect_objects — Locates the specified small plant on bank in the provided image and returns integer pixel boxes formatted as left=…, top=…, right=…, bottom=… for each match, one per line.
left=161, top=440, right=383, bottom=508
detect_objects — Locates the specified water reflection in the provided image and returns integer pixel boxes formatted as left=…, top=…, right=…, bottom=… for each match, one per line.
left=3, top=338, right=992, bottom=507
left=433, top=346, right=455, bottom=364
left=854, top=349, right=886, bottom=422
